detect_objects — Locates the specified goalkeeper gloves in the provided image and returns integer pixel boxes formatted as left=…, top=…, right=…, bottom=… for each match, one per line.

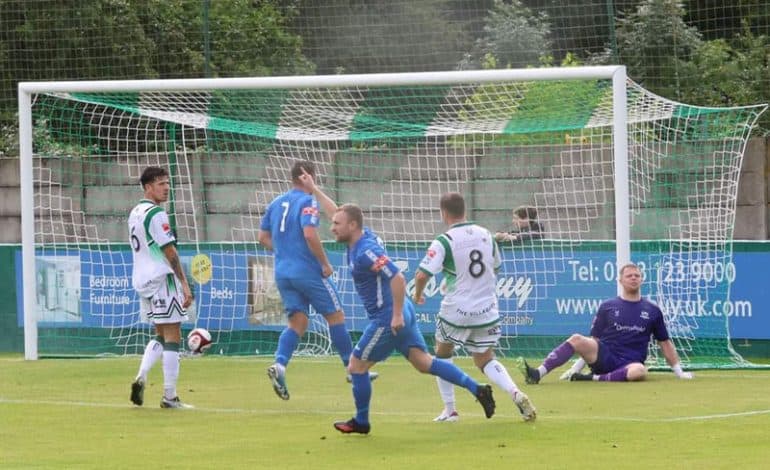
left=671, top=363, right=694, bottom=380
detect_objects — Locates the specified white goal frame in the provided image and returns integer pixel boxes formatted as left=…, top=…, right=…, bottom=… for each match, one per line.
left=18, top=65, right=629, bottom=360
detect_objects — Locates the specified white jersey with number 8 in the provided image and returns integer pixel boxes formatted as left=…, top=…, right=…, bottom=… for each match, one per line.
left=418, top=222, right=501, bottom=327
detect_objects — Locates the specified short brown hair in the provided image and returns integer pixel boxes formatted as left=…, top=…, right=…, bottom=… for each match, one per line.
left=619, top=263, right=641, bottom=277
left=291, top=160, right=316, bottom=183
left=140, top=166, right=169, bottom=188
left=514, top=206, right=537, bottom=220
left=337, top=203, right=364, bottom=229
left=440, top=192, right=465, bottom=218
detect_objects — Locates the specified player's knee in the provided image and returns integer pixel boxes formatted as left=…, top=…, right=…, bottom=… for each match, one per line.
left=566, top=333, right=587, bottom=346
left=288, top=312, right=309, bottom=335
left=625, top=363, right=647, bottom=381
left=409, top=350, right=433, bottom=373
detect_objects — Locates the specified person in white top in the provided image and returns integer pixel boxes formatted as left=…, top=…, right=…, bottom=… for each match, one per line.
left=128, top=166, right=193, bottom=409
left=413, top=192, right=536, bottom=422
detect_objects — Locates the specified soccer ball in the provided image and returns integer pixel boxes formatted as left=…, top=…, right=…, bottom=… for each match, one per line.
left=187, top=328, right=213, bottom=354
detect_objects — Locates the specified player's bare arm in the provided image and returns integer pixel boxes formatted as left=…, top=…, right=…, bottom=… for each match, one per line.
left=390, top=273, right=406, bottom=334
left=412, top=270, right=429, bottom=304
left=659, top=339, right=694, bottom=379
left=257, top=229, right=273, bottom=251
left=303, top=225, right=333, bottom=277
left=162, top=244, right=193, bottom=308
left=298, top=168, right=337, bottom=220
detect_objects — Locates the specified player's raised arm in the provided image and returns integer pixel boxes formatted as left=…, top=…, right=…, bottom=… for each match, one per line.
left=297, top=167, right=337, bottom=221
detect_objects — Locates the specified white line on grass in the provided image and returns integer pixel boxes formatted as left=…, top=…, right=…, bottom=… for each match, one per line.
left=3, top=396, right=770, bottom=422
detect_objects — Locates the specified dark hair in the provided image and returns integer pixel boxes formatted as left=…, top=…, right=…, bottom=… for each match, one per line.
left=337, top=203, right=364, bottom=229
left=291, top=160, right=316, bottom=183
left=440, top=192, right=465, bottom=218
left=140, top=166, right=169, bottom=188
left=514, top=206, right=538, bottom=220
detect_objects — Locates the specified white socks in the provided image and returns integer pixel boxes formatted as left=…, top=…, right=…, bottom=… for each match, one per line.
left=136, top=338, right=163, bottom=382
left=162, top=344, right=180, bottom=400
left=483, top=359, right=520, bottom=397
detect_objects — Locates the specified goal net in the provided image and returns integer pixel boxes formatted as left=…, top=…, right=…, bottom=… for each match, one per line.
left=19, top=67, right=766, bottom=368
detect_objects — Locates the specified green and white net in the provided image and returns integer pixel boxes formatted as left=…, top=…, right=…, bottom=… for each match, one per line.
left=24, top=72, right=765, bottom=367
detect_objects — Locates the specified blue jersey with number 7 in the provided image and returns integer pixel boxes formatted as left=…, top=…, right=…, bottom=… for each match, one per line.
left=260, top=188, right=323, bottom=279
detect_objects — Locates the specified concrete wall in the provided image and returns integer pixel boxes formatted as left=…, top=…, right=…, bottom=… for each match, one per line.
left=0, top=137, right=767, bottom=243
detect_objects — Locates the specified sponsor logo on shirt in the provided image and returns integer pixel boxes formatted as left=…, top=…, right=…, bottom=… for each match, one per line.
left=371, top=255, right=390, bottom=272
left=427, top=249, right=436, bottom=258
left=640, top=310, right=649, bottom=320
left=302, top=207, right=319, bottom=216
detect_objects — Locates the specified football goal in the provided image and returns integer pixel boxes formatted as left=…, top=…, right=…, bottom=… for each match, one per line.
left=18, top=66, right=766, bottom=368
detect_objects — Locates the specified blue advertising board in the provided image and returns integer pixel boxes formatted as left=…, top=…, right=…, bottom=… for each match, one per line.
left=16, top=244, right=769, bottom=339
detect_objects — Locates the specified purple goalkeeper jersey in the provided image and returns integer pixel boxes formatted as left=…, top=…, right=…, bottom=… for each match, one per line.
left=589, top=296, right=670, bottom=364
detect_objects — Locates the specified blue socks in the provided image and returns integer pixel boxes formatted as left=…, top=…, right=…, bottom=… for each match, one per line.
left=351, top=372, right=371, bottom=425
left=275, top=328, right=300, bottom=367
left=429, top=358, right=479, bottom=395
left=328, top=323, right=353, bottom=367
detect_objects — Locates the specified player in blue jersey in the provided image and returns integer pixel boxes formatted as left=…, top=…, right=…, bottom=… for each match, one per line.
left=293, top=171, right=495, bottom=434
left=330, top=203, right=496, bottom=434
left=258, top=161, right=359, bottom=400
left=518, top=263, right=694, bottom=383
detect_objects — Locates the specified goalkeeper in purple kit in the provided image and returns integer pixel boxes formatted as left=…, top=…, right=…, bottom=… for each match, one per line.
left=519, top=263, right=694, bottom=383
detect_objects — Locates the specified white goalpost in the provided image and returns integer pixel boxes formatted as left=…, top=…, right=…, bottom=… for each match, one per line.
left=18, top=66, right=765, bottom=368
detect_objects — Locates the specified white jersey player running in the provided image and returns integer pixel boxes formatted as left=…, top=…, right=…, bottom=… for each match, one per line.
left=128, top=166, right=194, bottom=409
left=413, top=192, right=536, bottom=422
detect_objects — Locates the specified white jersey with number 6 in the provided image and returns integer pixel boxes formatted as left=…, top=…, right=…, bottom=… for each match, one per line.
left=128, top=199, right=176, bottom=297
left=418, top=222, right=501, bottom=327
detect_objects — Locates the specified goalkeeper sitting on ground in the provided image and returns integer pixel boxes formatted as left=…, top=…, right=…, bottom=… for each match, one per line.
left=518, top=263, right=694, bottom=383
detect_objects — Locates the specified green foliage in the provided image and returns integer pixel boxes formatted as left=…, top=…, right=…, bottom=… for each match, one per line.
left=613, top=0, right=703, bottom=100
left=678, top=26, right=770, bottom=130
left=295, top=0, right=474, bottom=74
left=0, top=0, right=314, bottom=131
left=32, top=119, right=98, bottom=158
left=459, top=0, right=551, bottom=70
left=206, top=0, right=313, bottom=77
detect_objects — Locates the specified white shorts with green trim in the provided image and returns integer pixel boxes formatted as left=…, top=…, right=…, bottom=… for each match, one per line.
left=139, top=274, right=188, bottom=325
left=435, top=317, right=501, bottom=354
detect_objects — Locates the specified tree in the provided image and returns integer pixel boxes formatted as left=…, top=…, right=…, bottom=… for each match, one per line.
left=612, top=0, right=703, bottom=100
left=294, top=0, right=473, bottom=74
left=458, top=0, right=551, bottom=70
left=678, top=26, right=770, bottom=130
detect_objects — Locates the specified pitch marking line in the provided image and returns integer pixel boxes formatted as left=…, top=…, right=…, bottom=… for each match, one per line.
left=2, top=397, right=770, bottom=422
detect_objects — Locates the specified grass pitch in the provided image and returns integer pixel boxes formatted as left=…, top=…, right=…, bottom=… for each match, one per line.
left=1, top=355, right=769, bottom=469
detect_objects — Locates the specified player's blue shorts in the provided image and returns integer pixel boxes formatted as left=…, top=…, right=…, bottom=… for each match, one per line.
left=352, top=302, right=428, bottom=363
left=275, top=276, right=343, bottom=317
left=589, top=340, right=631, bottom=374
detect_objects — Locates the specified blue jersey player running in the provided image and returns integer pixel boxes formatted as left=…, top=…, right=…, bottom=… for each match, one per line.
left=330, top=204, right=496, bottom=434
left=294, top=172, right=495, bottom=434
left=518, top=263, right=694, bottom=383
left=258, top=161, right=365, bottom=400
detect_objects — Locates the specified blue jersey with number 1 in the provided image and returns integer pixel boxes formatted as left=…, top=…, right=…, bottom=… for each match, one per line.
left=260, top=189, right=322, bottom=279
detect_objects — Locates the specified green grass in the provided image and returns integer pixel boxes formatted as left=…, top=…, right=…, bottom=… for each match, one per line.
left=1, top=355, right=769, bottom=469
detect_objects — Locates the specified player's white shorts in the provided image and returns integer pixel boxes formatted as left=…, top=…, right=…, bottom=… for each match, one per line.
left=139, top=274, right=188, bottom=325
left=435, top=317, right=501, bottom=354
